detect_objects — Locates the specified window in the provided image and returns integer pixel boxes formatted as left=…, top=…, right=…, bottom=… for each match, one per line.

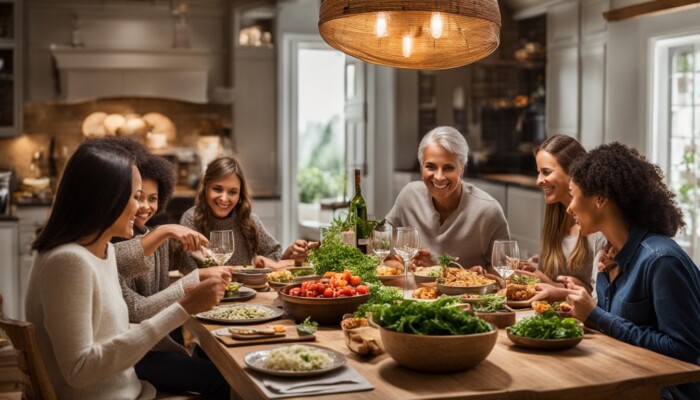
left=652, top=35, right=700, bottom=262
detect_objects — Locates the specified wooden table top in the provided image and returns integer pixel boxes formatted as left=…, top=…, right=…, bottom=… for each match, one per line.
left=184, top=291, right=700, bottom=400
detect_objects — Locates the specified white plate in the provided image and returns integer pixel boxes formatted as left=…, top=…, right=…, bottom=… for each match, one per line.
left=244, top=344, right=347, bottom=377
left=221, top=287, right=257, bottom=302
left=196, top=304, right=283, bottom=324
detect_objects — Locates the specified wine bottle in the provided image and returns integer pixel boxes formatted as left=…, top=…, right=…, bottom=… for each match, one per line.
left=348, top=169, right=368, bottom=253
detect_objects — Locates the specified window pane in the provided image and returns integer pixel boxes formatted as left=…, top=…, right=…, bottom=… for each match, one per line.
left=671, top=106, right=694, bottom=138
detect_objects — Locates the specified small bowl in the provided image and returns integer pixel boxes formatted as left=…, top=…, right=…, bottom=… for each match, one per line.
left=413, top=266, right=442, bottom=286
left=506, top=331, right=583, bottom=351
left=277, top=283, right=370, bottom=325
left=377, top=322, right=498, bottom=373
left=232, top=269, right=273, bottom=286
left=437, top=281, right=496, bottom=296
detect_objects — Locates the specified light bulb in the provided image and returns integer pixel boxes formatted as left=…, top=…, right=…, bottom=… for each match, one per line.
left=375, top=12, right=388, bottom=38
left=402, top=35, right=412, bottom=58
left=430, top=12, right=443, bottom=39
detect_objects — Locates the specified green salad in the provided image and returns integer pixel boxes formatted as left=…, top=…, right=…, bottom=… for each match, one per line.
left=369, top=297, right=491, bottom=335
left=507, top=310, right=583, bottom=339
left=510, top=274, right=540, bottom=285
left=472, top=294, right=506, bottom=313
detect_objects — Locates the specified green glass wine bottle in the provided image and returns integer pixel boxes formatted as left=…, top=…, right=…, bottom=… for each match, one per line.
left=348, top=169, right=368, bottom=253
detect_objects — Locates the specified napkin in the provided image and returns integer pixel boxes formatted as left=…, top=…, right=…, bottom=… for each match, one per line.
left=248, top=366, right=373, bottom=398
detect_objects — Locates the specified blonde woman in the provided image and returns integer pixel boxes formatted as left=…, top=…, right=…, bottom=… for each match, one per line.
left=520, top=135, right=606, bottom=295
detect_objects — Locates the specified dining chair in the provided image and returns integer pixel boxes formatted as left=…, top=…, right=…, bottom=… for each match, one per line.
left=0, top=296, right=57, bottom=400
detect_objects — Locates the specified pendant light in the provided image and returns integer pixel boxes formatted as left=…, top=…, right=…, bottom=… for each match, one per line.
left=318, top=0, right=501, bottom=70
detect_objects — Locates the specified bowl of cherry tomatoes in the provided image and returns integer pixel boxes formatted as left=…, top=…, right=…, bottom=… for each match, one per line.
left=277, top=270, right=371, bottom=325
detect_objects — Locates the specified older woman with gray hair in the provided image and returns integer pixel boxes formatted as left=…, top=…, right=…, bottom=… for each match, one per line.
left=385, top=126, right=510, bottom=271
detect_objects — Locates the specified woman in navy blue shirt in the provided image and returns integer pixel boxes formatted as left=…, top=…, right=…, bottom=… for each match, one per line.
left=564, top=142, right=700, bottom=400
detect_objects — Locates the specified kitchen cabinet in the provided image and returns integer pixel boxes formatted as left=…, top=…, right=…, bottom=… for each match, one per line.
left=0, top=221, right=19, bottom=319
left=16, top=206, right=50, bottom=320
left=546, top=45, right=579, bottom=137
left=0, top=0, right=22, bottom=137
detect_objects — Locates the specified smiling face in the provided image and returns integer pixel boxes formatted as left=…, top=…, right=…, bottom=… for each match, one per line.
left=536, top=150, right=571, bottom=206
left=206, top=173, right=241, bottom=219
left=567, top=180, right=603, bottom=236
left=421, top=143, right=464, bottom=206
left=107, top=166, right=142, bottom=239
left=134, top=178, right=158, bottom=231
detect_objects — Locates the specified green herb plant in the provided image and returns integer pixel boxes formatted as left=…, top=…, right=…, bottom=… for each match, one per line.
left=354, top=285, right=404, bottom=318
left=507, top=310, right=583, bottom=339
left=510, top=274, right=540, bottom=285
left=369, top=297, right=491, bottom=335
left=472, top=294, right=506, bottom=313
left=308, top=232, right=379, bottom=284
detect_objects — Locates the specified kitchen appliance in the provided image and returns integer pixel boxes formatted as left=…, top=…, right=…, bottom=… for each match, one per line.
left=0, top=170, right=12, bottom=216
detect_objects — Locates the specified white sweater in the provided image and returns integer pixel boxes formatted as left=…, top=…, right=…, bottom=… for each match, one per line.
left=25, top=243, right=190, bottom=400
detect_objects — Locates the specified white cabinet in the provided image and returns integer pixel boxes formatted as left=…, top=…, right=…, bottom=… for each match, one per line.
left=256, top=199, right=281, bottom=241
left=16, top=206, right=50, bottom=320
left=546, top=46, right=579, bottom=137
left=506, top=187, right=545, bottom=257
left=0, top=221, right=18, bottom=318
left=580, top=42, right=606, bottom=149
left=547, top=1, right=580, bottom=49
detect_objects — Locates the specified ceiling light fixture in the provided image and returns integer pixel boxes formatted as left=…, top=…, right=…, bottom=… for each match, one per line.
left=318, top=0, right=502, bottom=70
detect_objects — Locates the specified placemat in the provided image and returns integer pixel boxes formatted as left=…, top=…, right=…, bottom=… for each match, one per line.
left=247, top=365, right=373, bottom=398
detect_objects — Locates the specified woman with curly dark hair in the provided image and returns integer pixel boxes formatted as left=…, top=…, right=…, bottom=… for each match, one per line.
left=563, top=142, right=700, bottom=400
left=180, top=156, right=312, bottom=269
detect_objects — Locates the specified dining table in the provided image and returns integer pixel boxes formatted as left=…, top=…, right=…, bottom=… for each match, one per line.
left=184, top=290, right=700, bottom=400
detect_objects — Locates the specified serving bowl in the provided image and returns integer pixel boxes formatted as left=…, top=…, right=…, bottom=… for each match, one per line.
left=377, top=322, right=498, bottom=373
left=437, top=281, right=496, bottom=296
left=232, top=268, right=274, bottom=286
left=277, top=283, right=370, bottom=325
left=413, top=266, right=442, bottom=286
left=506, top=331, right=583, bottom=351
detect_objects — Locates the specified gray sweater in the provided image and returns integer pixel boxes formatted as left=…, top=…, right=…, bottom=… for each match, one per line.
left=179, top=206, right=282, bottom=268
left=114, top=228, right=200, bottom=355
left=386, top=181, right=510, bottom=268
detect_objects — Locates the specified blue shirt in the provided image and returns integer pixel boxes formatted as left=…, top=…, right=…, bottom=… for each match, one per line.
left=588, top=226, right=700, bottom=400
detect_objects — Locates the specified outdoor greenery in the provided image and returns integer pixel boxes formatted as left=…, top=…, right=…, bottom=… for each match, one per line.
left=297, top=117, right=345, bottom=203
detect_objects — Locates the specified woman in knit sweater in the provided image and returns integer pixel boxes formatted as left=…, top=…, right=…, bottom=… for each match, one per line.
left=179, top=156, right=312, bottom=270
left=114, top=153, right=230, bottom=399
left=25, top=140, right=227, bottom=399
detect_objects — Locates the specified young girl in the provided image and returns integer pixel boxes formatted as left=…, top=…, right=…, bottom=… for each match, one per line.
left=180, top=156, right=311, bottom=269
left=564, top=142, right=700, bottom=399
left=114, top=153, right=230, bottom=399
left=520, top=135, right=606, bottom=296
left=25, top=140, right=226, bottom=399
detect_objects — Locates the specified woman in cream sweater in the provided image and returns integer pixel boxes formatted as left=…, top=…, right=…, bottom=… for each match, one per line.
left=25, top=139, right=227, bottom=399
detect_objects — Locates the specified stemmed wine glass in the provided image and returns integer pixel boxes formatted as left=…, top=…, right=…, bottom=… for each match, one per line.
left=395, top=227, right=420, bottom=292
left=371, top=225, right=393, bottom=266
left=209, top=230, right=235, bottom=266
left=491, top=240, right=520, bottom=280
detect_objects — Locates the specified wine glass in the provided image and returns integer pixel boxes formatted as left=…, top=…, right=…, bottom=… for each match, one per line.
left=395, top=227, right=420, bottom=292
left=209, top=230, right=235, bottom=266
left=371, top=225, right=392, bottom=266
left=491, top=240, right=520, bottom=280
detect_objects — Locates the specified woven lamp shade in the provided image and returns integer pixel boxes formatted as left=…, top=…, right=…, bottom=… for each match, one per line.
left=319, top=0, right=501, bottom=70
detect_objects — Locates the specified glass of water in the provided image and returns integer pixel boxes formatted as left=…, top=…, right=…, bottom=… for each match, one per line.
left=491, top=240, right=520, bottom=280
left=395, top=226, right=420, bottom=291
left=371, top=225, right=392, bottom=266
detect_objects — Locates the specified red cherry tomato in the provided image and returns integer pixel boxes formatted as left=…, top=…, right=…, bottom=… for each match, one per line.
left=323, top=288, right=334, bottom=298
left=356, top=285, right=369, bottom=295
left=306, top=290, right=317, bottom=298
left=290, top=288, right=302, bottom=297
left=349, top=276, right=362, bottom=286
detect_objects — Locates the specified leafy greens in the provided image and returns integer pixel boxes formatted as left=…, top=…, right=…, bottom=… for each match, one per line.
left=507, top=310, right=583, bottom=339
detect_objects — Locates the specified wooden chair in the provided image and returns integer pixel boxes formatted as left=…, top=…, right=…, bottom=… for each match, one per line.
left=0, top=296, right=57, bottom=400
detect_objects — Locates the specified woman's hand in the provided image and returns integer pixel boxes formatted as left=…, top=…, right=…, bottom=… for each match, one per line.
left=516, top=259, right=537, bottom=272
left=597, top=243, right=618, bottom=272
left=514, top=269, right=559, bottom=286
left=556, top=275, right=592, bottom=294
left=535, top=282, right=571, bottom=302
left=282, top=240, right=320, bottom=261
left=565, top=283, right=597, bottom=322
left=165, top=225, right=209, bottom=252
left=469, top=266, right=485, bottom=275
left=253, top=255, right=283, bottom=270
left=178, top=276, right=227, bottom=314
left=198, top=266, right=233, bottom=282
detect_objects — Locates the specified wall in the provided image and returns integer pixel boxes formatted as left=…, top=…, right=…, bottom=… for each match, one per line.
left=605, top=5, right=700, bottom=155
left=24, top=0, right=230, bottom=101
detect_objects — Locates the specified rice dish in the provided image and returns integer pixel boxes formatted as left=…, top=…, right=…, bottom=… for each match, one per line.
left=263, top=345, right=331, bottom=371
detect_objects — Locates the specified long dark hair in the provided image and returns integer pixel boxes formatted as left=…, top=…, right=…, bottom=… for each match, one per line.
left=194, top=157, right=257, bottom=254
left=32, top=141, right=135, bottom=252
left=534, top=134, right=589, bottom=278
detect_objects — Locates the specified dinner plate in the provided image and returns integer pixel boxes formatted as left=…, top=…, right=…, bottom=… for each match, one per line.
left=221, top=287, right=257, bottom=302
left=196, top=304, right=283, bottom=324
left=506, top=291, right=547, bottom=309
left=506, top=331, right=583, bottom=351
left=244, top=344, right=347, bottom=377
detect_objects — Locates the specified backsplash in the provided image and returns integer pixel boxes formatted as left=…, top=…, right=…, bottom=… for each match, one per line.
left=0, top=97, right=231, bottom=181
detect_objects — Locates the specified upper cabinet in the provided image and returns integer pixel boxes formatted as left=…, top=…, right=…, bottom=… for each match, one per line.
left=0, top=0, right=21, bottom=137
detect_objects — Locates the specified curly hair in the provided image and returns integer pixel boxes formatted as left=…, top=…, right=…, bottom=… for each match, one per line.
left=534, top=135, right=589, bottom=278
left=137, top=155, right=176, bottom=214
left=194, top=157, right=258, bottom=254
left=569, top=142, right=685, bottom=237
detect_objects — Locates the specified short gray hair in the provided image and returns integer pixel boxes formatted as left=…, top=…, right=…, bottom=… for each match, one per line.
left=418, top=126, right=469, bottom=167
